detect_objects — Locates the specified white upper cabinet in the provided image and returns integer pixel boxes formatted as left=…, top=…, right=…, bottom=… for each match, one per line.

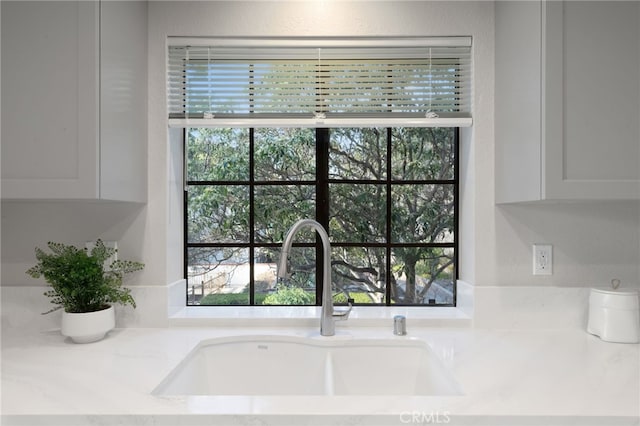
left=495, top=1, right=640, bottom=203
left=1, top=1, right=147, bottom=202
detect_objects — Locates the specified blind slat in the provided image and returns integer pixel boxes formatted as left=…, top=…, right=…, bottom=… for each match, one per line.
left=168, top=42, right=472, bottom=119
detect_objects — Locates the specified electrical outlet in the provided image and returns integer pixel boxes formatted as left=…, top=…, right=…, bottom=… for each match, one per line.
left=533, top=244, right=552, bottom=275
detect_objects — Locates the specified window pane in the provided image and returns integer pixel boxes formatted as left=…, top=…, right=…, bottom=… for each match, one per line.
left=391, top=127, right=455, bottom=181
left=261, top=246, right=317, bottom=305
left=254, top=128, right=316, bottom=181
left=390, top=247, right=454, bottom=305
left=253, top=247, right=278, bottom=305
left=279, top=245, right=318, bottom=290
left=332, top=246, right=386, bottom=304
left=187, top=128, right=249, bottom=181
left=329, top=128, right=387, bottom=180
left=330, top=184, right=386, bottom=243
left=254, top=185, right=316, bottom=243
left=391, top=184, right=455, bottom=243
left=188, top=247, right=250, bottom=305
left=187, top=185, right=249, bottom=243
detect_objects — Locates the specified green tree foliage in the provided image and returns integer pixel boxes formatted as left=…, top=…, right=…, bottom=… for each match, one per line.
left=328, top=127, right=455, bottom=304
left=389, top=128, right=455, bottom=303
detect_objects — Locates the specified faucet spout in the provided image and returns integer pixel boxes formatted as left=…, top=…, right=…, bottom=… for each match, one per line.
left=277, top=219, right=350, bottom=336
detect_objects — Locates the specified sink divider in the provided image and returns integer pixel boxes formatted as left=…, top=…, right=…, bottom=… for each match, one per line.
left=324, top=350, right=335, bottom=396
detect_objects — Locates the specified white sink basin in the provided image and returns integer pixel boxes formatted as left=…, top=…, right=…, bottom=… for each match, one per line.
left=153, top=335, right=462, bottom=396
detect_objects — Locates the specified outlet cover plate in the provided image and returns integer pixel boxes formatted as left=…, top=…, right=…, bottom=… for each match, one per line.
left=533, top=244, right=552, bottom=275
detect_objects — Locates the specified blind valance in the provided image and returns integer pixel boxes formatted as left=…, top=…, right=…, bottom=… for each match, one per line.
left=167, top=38, right=472, bottom=127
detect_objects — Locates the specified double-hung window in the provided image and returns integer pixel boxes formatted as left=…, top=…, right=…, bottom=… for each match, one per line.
left=168, top=38, right=471, bottom=307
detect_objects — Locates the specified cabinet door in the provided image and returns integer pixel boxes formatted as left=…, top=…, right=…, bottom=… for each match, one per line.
left=496, top=1, right=640, bottom=203
left=495, top=0, right=543, bottom=203
left=543, top=1, right=640, bottom=200
left=1, top=1, right=99, bottom=199
left=99, top=0, right=147, bottom=202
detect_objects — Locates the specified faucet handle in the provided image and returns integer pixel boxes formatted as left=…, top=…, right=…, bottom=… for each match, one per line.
left=333, top=298, right=354, bottom=321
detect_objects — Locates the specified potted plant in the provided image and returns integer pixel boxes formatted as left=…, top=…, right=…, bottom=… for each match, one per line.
left=26, top=240, right=144, bottom=343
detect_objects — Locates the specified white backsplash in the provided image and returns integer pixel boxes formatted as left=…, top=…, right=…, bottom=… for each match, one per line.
left=472, top=285, right=591, bottom=329
left=1, top=280, right=600, bottom=332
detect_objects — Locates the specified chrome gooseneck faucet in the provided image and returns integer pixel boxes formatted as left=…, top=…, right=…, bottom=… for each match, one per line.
left=277, top=219, right=352, bottom=336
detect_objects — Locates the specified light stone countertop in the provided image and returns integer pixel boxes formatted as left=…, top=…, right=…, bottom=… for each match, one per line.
left=1, top=323, right=639, bottom=426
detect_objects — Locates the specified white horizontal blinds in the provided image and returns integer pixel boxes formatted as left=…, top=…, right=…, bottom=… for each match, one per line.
left=319, top=48, right=471, bottom=114
left=167, top=40, right=471, bottom=120
left=168, top=47, right=317, bottom=117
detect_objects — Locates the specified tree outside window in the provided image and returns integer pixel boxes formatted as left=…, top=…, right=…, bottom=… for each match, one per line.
left=185, top=127, right=457, bottom=306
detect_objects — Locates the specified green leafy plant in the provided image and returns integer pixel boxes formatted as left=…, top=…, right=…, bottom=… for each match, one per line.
left=26, top=240, right=144, bottom=314
left=262, top=284, right=314, bottom=305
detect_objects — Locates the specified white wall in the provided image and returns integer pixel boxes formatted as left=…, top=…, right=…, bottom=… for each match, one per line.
left=146, top=0, right=497, bottom=291
left=1, top=202, right=148, bottom=286
left=494, top=202, right=639, bottom=287
left=2, top=1, right=639, bottom=303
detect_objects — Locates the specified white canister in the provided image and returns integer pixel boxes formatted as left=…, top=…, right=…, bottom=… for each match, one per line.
left=587, top=288, right=639, bottom=344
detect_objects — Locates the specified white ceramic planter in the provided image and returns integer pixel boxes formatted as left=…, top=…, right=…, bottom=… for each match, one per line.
left=61, top=305, right=115, bottom=343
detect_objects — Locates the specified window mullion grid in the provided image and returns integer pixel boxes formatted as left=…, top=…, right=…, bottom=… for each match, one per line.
left=452, top=127, right=460, bottom=306
left=385, top=128, right=393, bottom=306
left=249, top=128, right=255, bottom=305
left=316, top=128, right=330, bottom=306
left=183, top=129, right=189, bottom=305
left=183, top=125, right=458, bottom=307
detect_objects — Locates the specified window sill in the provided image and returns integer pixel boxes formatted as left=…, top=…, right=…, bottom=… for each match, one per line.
left=167, top=279, right=474, bottom=327
left=168, top=305, right=471, bottom=328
